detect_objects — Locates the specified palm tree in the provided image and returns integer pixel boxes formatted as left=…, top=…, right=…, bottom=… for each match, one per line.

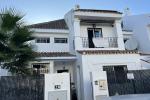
left=0, top=9, right=35, bottom=75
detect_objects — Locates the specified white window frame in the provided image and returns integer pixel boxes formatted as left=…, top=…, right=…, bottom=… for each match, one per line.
left=54, top=38, right=68, bottom=43
left=36, top=37, right=50, bottom=43
left=93, top=28, right=103, bottom=38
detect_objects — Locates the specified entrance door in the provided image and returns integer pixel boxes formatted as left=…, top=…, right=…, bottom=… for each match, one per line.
left=88, top=29, right=95, bottom=48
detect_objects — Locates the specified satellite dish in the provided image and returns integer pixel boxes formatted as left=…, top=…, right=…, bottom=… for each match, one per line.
left=125, top=38, right=138, bottom=50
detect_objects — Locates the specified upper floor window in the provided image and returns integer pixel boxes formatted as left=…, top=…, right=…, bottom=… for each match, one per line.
left=88, top=28, right=103, bottom=38
left=54, top=38, right=68, bottom=43
left=94, top=28, right=103, bottom=38
left=36, top=37, right=50, bottom=43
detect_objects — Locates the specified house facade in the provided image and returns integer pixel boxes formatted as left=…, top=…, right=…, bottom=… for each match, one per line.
left=64, top=8, right=141, bottom=100
left=123, top=13, right=150, bottom=69
left=0, top=7, right=144, bottom=100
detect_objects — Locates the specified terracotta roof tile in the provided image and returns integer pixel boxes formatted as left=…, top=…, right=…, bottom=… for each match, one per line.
left=27, top=19, right=68, bottom=29
left=77, top=50, right=138, bottom=55
left=35, top=52, right=75, bottom=57
left=75, top=9, right=122, bottom=14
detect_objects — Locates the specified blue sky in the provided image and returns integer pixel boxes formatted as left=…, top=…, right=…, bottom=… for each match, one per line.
left=0, top=0, right=150, bottom=24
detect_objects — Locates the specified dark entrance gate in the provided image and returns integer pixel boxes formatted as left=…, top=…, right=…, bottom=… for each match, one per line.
left=103, top=66, right=150, bottom=96
left=0, top=75, right=44, bottom=100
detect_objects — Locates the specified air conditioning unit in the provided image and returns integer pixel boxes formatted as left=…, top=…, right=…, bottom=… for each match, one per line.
left=45, top=73, right=70, bottom=100
left=91, top=71, right=109, bottom=100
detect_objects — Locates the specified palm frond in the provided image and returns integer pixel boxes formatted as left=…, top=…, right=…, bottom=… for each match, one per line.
left=0, top=8, right=35, bottom=75
left=0, top=8, right=24, bottom=31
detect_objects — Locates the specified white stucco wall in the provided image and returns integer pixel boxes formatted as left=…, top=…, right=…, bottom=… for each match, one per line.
left=65, top=9, right=75, bottom=54
left=32, top=32, right=69, bottom=52
left=91, top=71, right=109, bottom=100
left=78, top=53, right=141, bottom=100
left=75, top=53, right=84, bottom=100
left=54, top=61, right=75, bottom=83
left=123, top=14, right=150, bottom=53
left=45, top=73, right=70, bottom=100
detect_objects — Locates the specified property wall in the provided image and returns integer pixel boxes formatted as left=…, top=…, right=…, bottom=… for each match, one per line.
left=32, top=32, right=69, bottom=52
left=54, top=61, right=75, bottom=83
left=79, top=53, right=141, bottom=100
left=75, top=53, right=84, bottom=100
left=91, top=71, right=109, bottom=100
left=44, top=73, right=70, bottom=100
left=123, top=14, right=150, bottom=53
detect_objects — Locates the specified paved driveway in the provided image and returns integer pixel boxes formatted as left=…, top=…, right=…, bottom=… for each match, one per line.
left=103, top=94, right=150, bottom=100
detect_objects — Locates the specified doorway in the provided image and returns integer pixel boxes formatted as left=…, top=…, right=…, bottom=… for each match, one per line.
left=88, top=29, right=95, bottom=48
left=87, top=28, right=102, bottom=48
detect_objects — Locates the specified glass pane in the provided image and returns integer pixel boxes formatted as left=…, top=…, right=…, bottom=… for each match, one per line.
left=36, top=37, right=50, bottom=43
left=54, top=38, right=68, bottom=43
left=93, top=29, right=102, bottom=38
left=94, top=31, right=100, bottom=38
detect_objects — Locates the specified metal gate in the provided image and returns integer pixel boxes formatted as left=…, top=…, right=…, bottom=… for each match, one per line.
left=103, top=66, right=150, bottom=96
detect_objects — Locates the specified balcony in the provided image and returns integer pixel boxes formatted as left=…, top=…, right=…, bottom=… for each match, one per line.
left=32, top=68, right=49, bottom=75
left=79, top=37, right=118, bottom=48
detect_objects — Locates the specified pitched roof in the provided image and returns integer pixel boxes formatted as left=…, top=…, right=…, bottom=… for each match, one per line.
left=35, top=52, right=75, bottom=57
left=27, top=19, right=68, bottom=29
left=75, top=9, right=122, bottom=14
left=27, top=9, right=121, bottom=29
left=78, top=50, right=138, bottom=55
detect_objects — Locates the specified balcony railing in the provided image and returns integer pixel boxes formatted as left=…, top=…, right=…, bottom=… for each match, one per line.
left=32, top=68, right=49, bottom=74
left=80, top=37, right=118, bottom=48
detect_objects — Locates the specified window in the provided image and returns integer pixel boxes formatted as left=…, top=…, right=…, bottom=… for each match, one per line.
left=36, top=37, right=50, bottom=43
left=54, top=38, right=68, bottom=43
left=94, top=28, right=103, bottom=38
left=88, top=28, right=103, bottom=38
left=57, top=69, right=69, bottom=73
left=32, top=64, right=49, bottom=75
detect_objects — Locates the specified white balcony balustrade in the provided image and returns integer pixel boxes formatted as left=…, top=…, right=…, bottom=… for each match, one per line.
left=79, top=37, right=118, bottom=48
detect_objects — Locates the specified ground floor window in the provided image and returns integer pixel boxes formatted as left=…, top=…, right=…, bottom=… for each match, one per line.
left=57, top=69, right=69, bottom=73
left=32, top=64, right=49, bottom=75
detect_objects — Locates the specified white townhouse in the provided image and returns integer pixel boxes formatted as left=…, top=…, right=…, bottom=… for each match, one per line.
left=0, top=7, right=143, bottom=100
left=64, top=7, right=141, bottom=100
left=123, top=13, right=150, bottom=69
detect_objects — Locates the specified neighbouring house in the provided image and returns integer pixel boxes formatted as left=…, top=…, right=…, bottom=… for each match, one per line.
left=123, top=13, right=150, bottom=69
left=0, top=6, right=146, bottom=100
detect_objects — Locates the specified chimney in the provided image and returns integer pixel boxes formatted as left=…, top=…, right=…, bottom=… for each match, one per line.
left=124, top=8, right=131, bottom=16
left=75, top=5, right=80, bottom=10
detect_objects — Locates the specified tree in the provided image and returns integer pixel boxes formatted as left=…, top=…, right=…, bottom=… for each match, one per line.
left=0, top=9, right=35, bottom=75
